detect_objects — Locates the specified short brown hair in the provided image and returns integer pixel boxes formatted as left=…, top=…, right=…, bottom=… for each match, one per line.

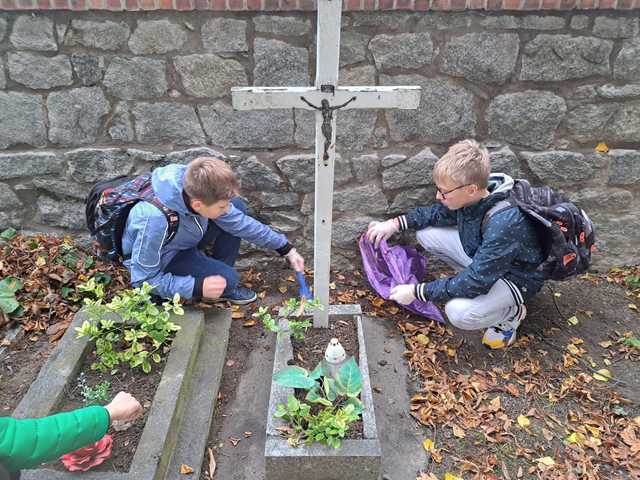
left=433, top=139, right=490, bottom=189
left=183, top=157, right=239, bottom=205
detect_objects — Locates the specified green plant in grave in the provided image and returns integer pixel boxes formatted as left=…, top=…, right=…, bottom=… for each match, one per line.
left=255, top=297, right=324, bottom=341
left=76, top=281, right=182, bottom=374
left=272, top=357, right=364, bottom=448
left=76, top=373, right=111, bottom=406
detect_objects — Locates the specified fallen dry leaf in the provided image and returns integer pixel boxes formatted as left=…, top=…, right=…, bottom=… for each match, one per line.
left=505, top=383, right=520, bottom=397
left=207, top=447, right=216, bottom=478
left=180, top=464, right=194, bottom=474
left=593, top=369, right=611, bottom=382
left=595, top=142, right=609, bottom=153
left=226, top=359, right=235, bottom=367
left=242, top=319, right=256, bottom=327
left=229, top=437, right=241, bottom=446
left=517, top=415, right=530, bottom=429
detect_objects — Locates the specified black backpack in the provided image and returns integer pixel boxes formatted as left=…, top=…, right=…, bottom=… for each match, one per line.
left=482, top=179, right=595, bottom=281
left=85, top=173, right=180, bottom=261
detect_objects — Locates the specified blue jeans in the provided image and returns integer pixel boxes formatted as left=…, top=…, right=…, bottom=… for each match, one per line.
left=165, top=197, right=246, bottom=295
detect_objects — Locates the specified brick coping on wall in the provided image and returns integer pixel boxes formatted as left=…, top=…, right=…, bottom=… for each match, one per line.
left=0, top=0, right=638, bottom=13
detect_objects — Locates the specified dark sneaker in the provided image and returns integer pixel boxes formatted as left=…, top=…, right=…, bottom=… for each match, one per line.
left=218, top=286, right=257, bottom=305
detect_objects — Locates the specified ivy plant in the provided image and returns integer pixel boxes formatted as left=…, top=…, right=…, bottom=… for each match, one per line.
left=76, top=281, right=182, bottom=374
left=272, top=357, right=364, bottom=448
left=0, top=277, right=24, bottom=319
left=255, top=297, right=324, bottom=341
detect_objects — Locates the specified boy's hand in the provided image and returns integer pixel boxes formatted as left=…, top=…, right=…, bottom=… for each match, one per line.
left=389, top=284, right=416, bottom=305
left=203, top=275, right=227, bottom=299
left=366, top=219, right=399, bottom=248
left=105, top=392, right=142, bottom=424
left=285, top=248, right=305, bottom=272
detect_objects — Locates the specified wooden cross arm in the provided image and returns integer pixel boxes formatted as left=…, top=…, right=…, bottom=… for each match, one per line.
left=231, top=86, right=421, bottom=111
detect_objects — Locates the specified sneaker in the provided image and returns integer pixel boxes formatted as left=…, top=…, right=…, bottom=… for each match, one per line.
left=482, top=305, right=527, bottom=349
left=217, top=286, right=257, bottom=305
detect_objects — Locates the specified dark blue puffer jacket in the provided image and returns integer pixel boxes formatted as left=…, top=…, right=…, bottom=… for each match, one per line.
left=396, top=174, right=545, bottom=302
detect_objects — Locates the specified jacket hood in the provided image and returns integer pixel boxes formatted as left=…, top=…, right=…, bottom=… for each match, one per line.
left=151, top=164, right=191, bottom=215
left=488, top=173, right=515, bottom=195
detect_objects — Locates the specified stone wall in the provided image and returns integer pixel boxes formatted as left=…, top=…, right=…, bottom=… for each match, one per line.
left=0, top=10, right=639, bottom=270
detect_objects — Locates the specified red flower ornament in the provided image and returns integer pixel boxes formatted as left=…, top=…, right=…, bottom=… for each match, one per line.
left=60, top=434, right=113, bottom=472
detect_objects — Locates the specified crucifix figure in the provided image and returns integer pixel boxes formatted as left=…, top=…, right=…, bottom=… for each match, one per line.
left=232, top=0, right=421, bottom=328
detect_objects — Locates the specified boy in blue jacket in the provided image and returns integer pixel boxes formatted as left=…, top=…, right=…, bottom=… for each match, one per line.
left=122, top=157, right=304, bottom=304
left=367, top=140, right=544, bottom=349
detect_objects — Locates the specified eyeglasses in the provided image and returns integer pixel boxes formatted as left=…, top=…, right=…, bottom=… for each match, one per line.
left=436, top=184, right=472, bottom=199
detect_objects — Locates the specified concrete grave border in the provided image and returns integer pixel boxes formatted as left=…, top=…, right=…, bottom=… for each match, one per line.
left=264, top=304, right=382, bottom=480
left=14, top=306, right=230, bottom=480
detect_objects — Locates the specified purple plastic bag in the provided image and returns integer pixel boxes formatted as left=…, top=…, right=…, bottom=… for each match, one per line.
left=359, top=235, right=445, bottom=323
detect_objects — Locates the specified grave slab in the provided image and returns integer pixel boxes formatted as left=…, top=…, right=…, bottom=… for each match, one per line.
left=264, top=304, right=382, bottom=480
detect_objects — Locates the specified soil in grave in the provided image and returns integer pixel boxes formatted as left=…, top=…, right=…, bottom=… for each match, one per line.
left=49, top=349, right=167, bottom=473
left=291, top=314, right=363, bottom=439
left=0, top=332, right=56, bottom=415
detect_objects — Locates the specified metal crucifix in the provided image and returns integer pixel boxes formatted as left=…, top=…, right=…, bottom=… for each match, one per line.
left=232, top=0, right=421, bottom=328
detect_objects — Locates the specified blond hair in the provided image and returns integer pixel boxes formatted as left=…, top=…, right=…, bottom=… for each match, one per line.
left=433, top=139, right=490, bottom=189
left=183, top=157, right=239, bottom=205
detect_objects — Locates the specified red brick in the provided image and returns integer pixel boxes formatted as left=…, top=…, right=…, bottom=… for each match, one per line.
left=279, top=0, right=296, bottom=9
left=158, top=0, right=171, bottom=7
left=16, top=0, right=34, bottom=8
left=576, top=0, right=594, bottom=7
left=348, top=0, right=362, bottom=9
left=263, top=0, right=277, bottom=7
left=617, top=0, right=633, bottom=7
left=501, top=0, right=520, bottom=9
left=450, top=0, right=466, bottom=8
left=106, top=0, right=122, bottom=8
left=486, top=0, right=500, bottom=7
left=540, top=0, right=558, bottom=7
left=1, top=0, right=17, bottom=8
left=468, top=0, right=484, bottom=8
left=362, top=0, right=374, bottom=7
left=124, top=0, right=138, bottom=8
left=247, top=0, right=260, bottom=8
left=378, top=0, right=393, bottom=8
left=299, top=0, right=315, bottom=9
left=558, top=0, right=575, bottom=7
left=598, top=0, right=616, bottom=6
left=175, top=0, right=192, bottom=9
left=70, top=0, right=86, bottom=7
left=210, top=0, right=224, bottom=7
left=37, top=0, right=51, bottom=8
left=140, top=0, right=154, bottom=7
left=521, top=0, right=540, bottom=7
left=51, top=0, right=69, bottom=7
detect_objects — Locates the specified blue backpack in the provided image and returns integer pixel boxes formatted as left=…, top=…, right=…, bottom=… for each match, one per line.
left=482, top=179, right=595, bottom=281
left=85, top=173, right=179, bottom=261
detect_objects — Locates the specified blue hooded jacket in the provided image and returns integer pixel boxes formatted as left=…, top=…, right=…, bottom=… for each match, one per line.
left=121, top=164, right=289, bottom=300
left=396, top=174, right=545, bottom=303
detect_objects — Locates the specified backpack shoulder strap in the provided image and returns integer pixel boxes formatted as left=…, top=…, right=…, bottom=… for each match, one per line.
left=481, top=199, right=516, bottom=236
left=146, top=196, right=180, bottom=246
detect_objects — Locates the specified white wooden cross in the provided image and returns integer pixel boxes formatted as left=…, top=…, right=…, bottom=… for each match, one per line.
left=232, top=0, right=421, bottom=328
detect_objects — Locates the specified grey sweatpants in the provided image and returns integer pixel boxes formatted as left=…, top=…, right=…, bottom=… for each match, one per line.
left=417, top=226, right=525, bottom=331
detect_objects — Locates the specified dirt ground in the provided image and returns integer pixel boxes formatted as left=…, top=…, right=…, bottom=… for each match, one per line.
left=2, top=239, right=640, bottom=479
left=202, top=259, right=640, bottom=480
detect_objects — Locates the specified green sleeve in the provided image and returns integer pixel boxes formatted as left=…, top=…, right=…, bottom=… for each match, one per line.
left=0, top=406, right=110, bottom=472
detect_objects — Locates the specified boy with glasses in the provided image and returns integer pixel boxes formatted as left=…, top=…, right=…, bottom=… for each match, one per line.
left=366, top=140, right=544, bottom=349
